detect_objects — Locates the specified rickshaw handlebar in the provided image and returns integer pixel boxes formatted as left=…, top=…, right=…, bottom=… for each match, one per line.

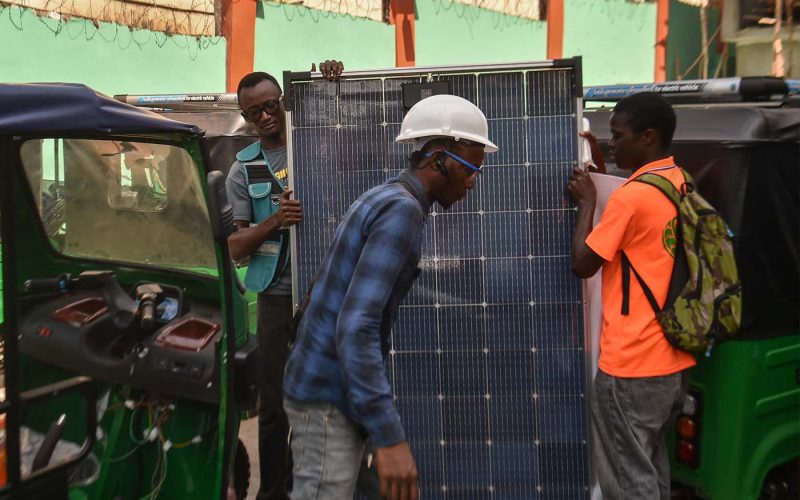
left=24, top=273, right=77, bottom=294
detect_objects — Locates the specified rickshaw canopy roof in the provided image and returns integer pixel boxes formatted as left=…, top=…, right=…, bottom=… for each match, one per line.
left=586, top=104, right=800, bottom=143
left=0, top=83, right=202, bottom=136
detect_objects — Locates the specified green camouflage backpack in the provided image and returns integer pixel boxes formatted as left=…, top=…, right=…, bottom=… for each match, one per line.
left=621, top=168, right=742, bottom=355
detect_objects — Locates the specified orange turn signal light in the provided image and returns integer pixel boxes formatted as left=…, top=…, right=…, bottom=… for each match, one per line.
left=677, top=416, right=697, bottom=439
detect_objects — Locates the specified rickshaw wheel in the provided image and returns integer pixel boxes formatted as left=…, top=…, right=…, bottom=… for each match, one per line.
left=233, top=438, right=251, bottom=500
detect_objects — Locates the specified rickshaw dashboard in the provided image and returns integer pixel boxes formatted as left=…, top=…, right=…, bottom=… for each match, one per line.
left=18, top=271, right=224, bottom=404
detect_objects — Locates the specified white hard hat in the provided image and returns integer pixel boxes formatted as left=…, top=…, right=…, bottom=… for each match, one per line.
left=395, top=94, right=498, bottom=153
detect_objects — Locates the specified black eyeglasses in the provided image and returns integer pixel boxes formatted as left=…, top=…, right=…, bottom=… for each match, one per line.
left=242, top=96, right=282, bottom=122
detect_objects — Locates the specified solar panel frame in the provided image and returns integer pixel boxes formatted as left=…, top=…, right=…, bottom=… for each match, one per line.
left=284, top=58, right=592, bottom=499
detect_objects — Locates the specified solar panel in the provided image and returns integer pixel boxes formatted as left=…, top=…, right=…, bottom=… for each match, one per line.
left=286, top=60, right=589, bottom=499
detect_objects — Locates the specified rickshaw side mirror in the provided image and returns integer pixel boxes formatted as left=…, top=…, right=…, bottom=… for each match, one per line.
left=207, top=170, right=236, bottom=241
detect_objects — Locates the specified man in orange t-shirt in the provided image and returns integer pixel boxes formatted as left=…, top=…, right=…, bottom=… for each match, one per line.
left=567, top=92, right=695, bottom=500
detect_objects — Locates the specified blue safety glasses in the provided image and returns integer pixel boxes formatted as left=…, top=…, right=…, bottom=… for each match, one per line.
left=425, top=149, right=482, bottom=174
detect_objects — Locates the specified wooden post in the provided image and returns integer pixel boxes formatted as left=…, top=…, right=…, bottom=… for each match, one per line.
left=773, top=0, right=785, bottom=77
left=221, top=0, right=257, bottom=92
left=700, top=0, right=709, bottom=79
left=786, top=0, right=794, bottom=77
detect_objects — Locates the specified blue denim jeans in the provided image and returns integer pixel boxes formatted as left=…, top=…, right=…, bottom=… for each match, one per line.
left=590, top=369, right=688, bottom=500
left=284, top=399, right=369, bottom=500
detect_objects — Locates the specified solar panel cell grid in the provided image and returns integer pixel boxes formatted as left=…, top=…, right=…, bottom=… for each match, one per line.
left=289, top=63, right=588, bottom=499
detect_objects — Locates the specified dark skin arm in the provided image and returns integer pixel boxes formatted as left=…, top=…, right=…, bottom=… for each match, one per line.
left=375, top=441, right=419, bottom=500
left=227, top=189, right=302, bottom=262
left=566, top=167, right=606, bottom=278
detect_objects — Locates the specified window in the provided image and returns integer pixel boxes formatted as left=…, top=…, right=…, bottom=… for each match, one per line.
left=20, top=139, right=218, bottom=276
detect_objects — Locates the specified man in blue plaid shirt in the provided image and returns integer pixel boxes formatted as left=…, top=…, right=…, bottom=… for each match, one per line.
left=283, top=94, right=497, bottom=500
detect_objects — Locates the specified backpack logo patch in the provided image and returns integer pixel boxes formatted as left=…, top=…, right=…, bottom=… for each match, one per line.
left=663, top=217, right=678, bottom=258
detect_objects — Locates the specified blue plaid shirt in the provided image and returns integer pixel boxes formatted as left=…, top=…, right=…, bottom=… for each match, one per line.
left=284, top=170, right=431, bottom=448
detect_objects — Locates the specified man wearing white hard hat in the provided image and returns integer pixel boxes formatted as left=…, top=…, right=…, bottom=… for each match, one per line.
left=283, top=94, right=497, bottom=500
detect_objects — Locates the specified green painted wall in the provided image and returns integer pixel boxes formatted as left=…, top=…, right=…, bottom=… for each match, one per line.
left=415, top=0, right=547, bottom=67
left=0, top=5, right=225, bottom=96
left=667, top=1, right=733, bottom=80
left=564, top=0, right=657, bottom=85
left=0, top=0, right=699, bottom=100
left=254, top=1, right=395, bottom=78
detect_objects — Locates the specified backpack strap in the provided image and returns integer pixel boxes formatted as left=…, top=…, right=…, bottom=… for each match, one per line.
left=620, top=167, right=687, bottom=316
left=621, top=251, right=662, bottom=316
left=621, top=251, right=632, bottom=315
left=633, top=168, right=688, bottom=210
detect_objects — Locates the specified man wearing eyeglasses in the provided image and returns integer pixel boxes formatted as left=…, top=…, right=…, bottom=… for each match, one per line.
left=283, top=94, right=497, bottom=500
left=225, top=61, right=343, bottom=500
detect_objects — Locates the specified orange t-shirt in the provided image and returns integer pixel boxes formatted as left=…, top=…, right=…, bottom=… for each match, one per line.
left=586, top=157, right=696, bottom=377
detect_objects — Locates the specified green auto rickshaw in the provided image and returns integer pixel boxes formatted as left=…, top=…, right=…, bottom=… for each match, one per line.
left=0, top=83, right=257, bottom=499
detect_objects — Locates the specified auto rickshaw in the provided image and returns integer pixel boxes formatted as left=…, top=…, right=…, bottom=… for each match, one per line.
left=0, top=83, right=256, bottom=499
